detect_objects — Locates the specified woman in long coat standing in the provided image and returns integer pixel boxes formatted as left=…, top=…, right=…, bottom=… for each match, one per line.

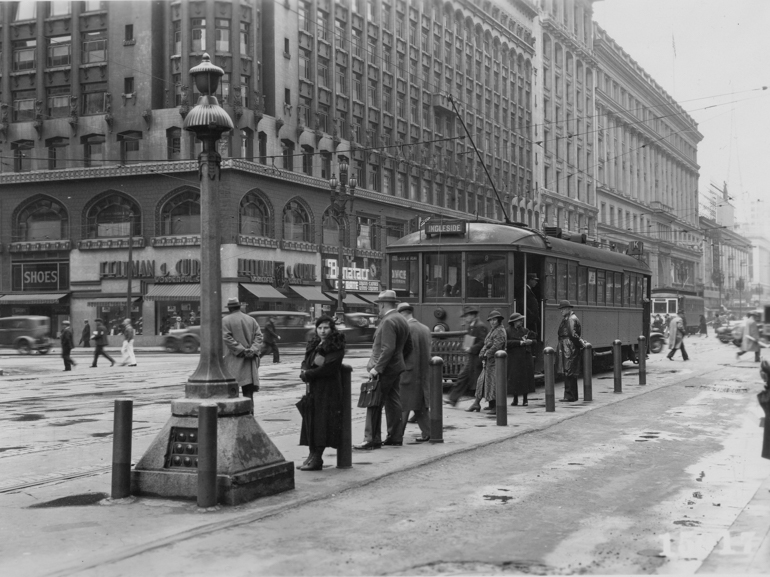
left=298, top=316, right=345, bottom=471
left=506, top=312, right=536, bottom=406
left=467, top=310, right=507, bottom=413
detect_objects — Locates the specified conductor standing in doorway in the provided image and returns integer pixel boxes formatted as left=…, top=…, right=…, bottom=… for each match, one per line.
left=354, top=290, right=413, bottom=450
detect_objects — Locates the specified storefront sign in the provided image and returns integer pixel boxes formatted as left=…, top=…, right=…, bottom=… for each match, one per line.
left=99, top=260, right=156, bottom=279
left=237, top=259, right=317, bottom=286
left=11, top=261, right=69, bottom=291
left=323, top=257, right=381, bottom=293
left=155, top=259, right=201, bottom=283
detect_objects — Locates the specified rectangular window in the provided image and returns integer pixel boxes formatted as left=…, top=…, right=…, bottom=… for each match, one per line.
left=81, top=83, right=108, bottom=115
left=83, top=134, right=106, bottom=167
left=301, top=144, right=313, bottom=175
left=125, top=25, right=134, bottom=42
left=318, top=59, right=329, bottom=88
left=173, top=21, right=182, bottom=55
left=596, top=270, right=606, bottom=305
left=354, top=73, right=363, bottom=100
left=423, top=253, right=461, bottom=299
left=336, top=65, right=347, bottom=94
left=215, top=19, right=230, bottom=52
left=605, top=271, right=613, bottom=305
left=466, top=253, right=507, bottom=299
left=299, top=49, right=311, bottom=80
left=587, top=269, right=597, bottom=305
left=317, top=11, right=329, bottom=41
left=240, top=22, right=250, bottom=54
left=367, top=80, right=377, bottom=106
left=83, top=1, right=102, bottom=12
left=577, top=266, right=587, bottom=304
left=124, top=77, right=134, bottom=95
left=356, top=216, right=379, bottom=251
left=615, top=272, right=623, bottom=306
left=47, top=86, right=70, bottom=118
left=191, top=18, right=206, bottom=52
left=13, top=39, right=36, bottom=71
left=568, top=262, right=577, bottom=301
left=390, top=254, right=420, bottom=298
left=240, top=75, right=250, bottom=107
left=13, top=90, right=37, bottom=122
left=82, top=31, right=107, bottom=64
left=48, top=36, right=71, bottom=67
left=14, top=1, right=36, bottom=20
left=556, top=261, right=567, bottom=301
left=298, top=2, right=311, bottom=32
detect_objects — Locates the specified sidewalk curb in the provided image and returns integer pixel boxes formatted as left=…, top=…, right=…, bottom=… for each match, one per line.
left=49, top=368, right=695, bottom=577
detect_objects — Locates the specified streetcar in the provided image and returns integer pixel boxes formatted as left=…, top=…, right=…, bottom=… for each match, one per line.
left=650, top=291, right=704, bottom=335
left=387, top=220, right=652, bottom=377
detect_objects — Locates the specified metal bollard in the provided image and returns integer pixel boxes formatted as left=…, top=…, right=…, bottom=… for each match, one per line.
left=638, top=335, right=647, bottom=385
left=111, top=399, right=133, bottom=499
left=582, top=343, right=593, bottom=402
left=197, top=402, right=218, bottom=508
left=495, top=350, right=508, bottom=426
left=337, top=364, right=353, bottom=468
left=429, top=357, right=444, bottom=443
left=613, top=339, right=623, bottom=393
left=544, top=347, right=555, bottom=412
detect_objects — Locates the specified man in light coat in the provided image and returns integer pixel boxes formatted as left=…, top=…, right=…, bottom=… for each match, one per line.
left=666, top=310, right=689, bottom=361
left=397, top=302, right=432, bottom=442
left=354, top=290, right=413, bottom=450
left=736, top=312, right=761, bottom=362
left=119, top=318, right=137, bottom=366
left=222, top=297, right=263, bottom=413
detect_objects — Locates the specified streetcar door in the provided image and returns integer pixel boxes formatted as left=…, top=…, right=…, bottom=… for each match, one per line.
left=513, top=253, right=525, bottom=319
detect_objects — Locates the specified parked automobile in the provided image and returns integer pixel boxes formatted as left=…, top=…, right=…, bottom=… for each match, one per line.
left=248, top=311, right=313, bottom=344
left=648, top=331, right=666, bottom=354
left=163, top=325, right=201, bottom=354
left=0, top=316, right=52, bottom=354
left=337, top=313, right=378, bottom=344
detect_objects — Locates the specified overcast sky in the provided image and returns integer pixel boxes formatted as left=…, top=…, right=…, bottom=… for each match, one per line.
left=592, top=0, right=770, bottom=219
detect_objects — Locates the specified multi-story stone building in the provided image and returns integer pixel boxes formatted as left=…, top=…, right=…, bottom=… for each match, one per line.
left=736, top=197, right=770, bottom=308
left=593, top=25, right=703, bottom=293
left=0, top=0, right=539, bottom=342
left=537, top=0, right=598, bottom=238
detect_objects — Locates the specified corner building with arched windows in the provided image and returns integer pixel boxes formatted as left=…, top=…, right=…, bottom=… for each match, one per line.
left=0, top=0, right=539, bottom=343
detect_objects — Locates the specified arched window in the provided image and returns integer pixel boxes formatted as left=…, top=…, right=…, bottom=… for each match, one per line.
left=239, top=190, right=272, bottom=237
left=282, top=200, right=311, bottom=242
left=160, top=190, right=200, bottom=235
left=15, top=197, right=68, bottom=241
left=321, top=208, right=348, bottom=246
left=85, top=193, right=141, bottom=238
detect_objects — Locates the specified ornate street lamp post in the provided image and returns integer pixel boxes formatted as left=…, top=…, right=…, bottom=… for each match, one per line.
left=329, top=156, right=356, bottom=322
left=132, top=55, right=293, bottom=505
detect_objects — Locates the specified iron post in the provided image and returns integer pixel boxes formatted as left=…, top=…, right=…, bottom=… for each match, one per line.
left=337, top=364, right=353, bottom=468
left=613, top=339, right=623, bottom=393
left=429, top=357, right=444, bottom=443
left=495, top=350, right=508, bottom=426
left=111, top=398, right=133, bottom=499
left=197, top=401, right=218, bottom=508
left=544, top=347, right=555, bottom=412
left=582, top=343, right=593, bottom=402
left=638, top=335, right=647, bottom=385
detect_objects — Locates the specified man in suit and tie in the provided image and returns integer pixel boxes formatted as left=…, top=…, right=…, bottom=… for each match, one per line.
left=354, top=290, right=413, bottom=450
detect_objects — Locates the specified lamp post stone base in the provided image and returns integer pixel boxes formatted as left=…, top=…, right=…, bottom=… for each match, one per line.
left=131, top=408, right=295, bottom=505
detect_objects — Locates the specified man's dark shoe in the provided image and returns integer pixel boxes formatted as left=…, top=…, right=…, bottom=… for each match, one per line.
left=353, top=441, right=381, bottom=451
left=382, top=438, right=403, bottom=446
left=414, top=436, right=430, bottom=443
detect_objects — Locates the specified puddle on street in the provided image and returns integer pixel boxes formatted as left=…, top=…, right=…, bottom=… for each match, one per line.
left=48, top=418, right=99, bottom=427
left=0, top=446, right=28, bottom=452
left=90, top=432, right=113, bottom=438
left=28, top=493, right=108, bottom=508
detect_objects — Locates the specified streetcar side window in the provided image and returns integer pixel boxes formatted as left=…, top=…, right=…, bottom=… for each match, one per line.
left=587, top=269, right=597, bottom=305
left=577, top=266, right=588, bottom=304
left=652, top=300, right=667, bottom=314
left=544, top=259, right=556, bottom=301
left=556, top=261, right=567, bottom=300
left=605, top=271, right=613, bottom=305
left=389, top=254, right=420, bottom=300
left=614, top=272, right=623, bottom=306
left=597, top=270, right=606, bottom=305
left=423, top=253, right=461, bottom=299
left=636, top=276, right=643, bottom=306
left=568, top=262, right=578, bottom=302
left=467, top=253, right=507, bottom=299
left=624, top=274, right=631, bottom=307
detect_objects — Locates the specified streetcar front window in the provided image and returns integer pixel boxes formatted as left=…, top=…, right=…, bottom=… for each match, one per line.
left=466, top=253, right=507, bottom=299
left=423, top=253, right=461, bottom=299
left=390, top=254, right=420, bottom=300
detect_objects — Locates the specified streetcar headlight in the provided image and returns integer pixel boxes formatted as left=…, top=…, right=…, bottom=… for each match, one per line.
left=432, top=323, right=448, bottom=332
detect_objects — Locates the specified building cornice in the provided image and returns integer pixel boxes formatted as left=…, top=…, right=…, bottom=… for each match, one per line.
left=540, top=15, right=597, bottom=67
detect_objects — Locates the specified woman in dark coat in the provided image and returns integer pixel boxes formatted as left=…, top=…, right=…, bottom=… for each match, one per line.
left=298, top=316, right=345, bottom=471
left=698, top=315, right=708, bottom=337
left=506, top=312, right=536, bottom=406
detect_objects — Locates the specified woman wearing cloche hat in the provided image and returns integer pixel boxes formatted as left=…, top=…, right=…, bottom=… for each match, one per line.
left=506, top=312, right=536, bottom=406
left=466, top=310, right=507, bottom=413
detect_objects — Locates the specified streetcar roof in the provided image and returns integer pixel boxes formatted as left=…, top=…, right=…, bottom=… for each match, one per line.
left=388, top=222, right=650, bottom=273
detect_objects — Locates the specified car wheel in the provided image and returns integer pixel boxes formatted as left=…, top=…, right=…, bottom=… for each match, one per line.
left=38, top=347, right=51, bottom=355
left=164, top=341, right=180, bottom=354
left=16, top=342, right=31, bottom=355
left=181, top=338, right=199, bottom=354
left=649, top=338, right=664, bottom=354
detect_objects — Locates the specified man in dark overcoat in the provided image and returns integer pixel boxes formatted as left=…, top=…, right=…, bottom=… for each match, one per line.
left=444, top=306, right=488, bottom=406
left=222, top=297, right=263, bottom=413
left=556, top=300, right=582, bottom=402
left=79, top=320, right=91, bottom=347
left=90, top=318, right=115, bottom=368
left=261, top=315, right=281, bottom=363
left=397, top=302, right=432, bottom=442
left=506, top=312, right=536, bottom=406
left=525, top=273, right=541, bottom=337
left=354, top=290, right=413, bottom=450
left=60, top=320, right=76, bottom=371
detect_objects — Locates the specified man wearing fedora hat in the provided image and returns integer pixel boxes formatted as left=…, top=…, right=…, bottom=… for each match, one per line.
left=222, top=297, right=263, bottom=413
left=60, top=320, right=76, bottom=371
left=556, top=300, right=582, bottom=402
left=444, top=306, right=488, bottom=406
left=525, top=273, right=541, bottom=338
left=355, top=290, right=413, bottom=450
left=397, top=302, right=432, bottom=442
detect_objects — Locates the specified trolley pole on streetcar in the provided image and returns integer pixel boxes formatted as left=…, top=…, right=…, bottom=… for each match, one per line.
left=544, top=347, right=555, bottom=412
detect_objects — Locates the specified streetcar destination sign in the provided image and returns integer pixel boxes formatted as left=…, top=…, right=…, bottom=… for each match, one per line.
left=424, top=221, right=466, bottom=236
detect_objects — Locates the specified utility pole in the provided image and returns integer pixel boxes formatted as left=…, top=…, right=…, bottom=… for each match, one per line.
left=125, top=213, right=133, bottom=323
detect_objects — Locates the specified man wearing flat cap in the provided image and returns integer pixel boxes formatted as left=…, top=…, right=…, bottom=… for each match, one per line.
left=355, top=290, right=413, bottom=450
left=556, top=300, right=582, bottom=402
left=397, top=302, right=432, bottom=442
left=60, top=320, right=76, bottom=371
left=222, top=297, right=263, bottom=413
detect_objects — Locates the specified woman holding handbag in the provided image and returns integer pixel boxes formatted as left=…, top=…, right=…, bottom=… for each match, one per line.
left=466, top=310, right=507, bottom=413
left=297, top=316, right=346, bottom=471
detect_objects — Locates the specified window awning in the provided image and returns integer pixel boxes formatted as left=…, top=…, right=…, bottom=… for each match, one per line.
left=0, top=293, right=68, bottom=304
left=288, top=285, right=333, bottom=302
left=240, top=283, right=286, bottom=300
left=86, top=297, right=142, bottom=307
left=145, top=284, right=201, bottom=301
left=325, top=292, right=372, bottom=306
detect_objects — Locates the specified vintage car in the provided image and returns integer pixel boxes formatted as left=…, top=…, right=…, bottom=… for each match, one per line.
left=0, top=316, right=52, bottom=354
left=337, top=313, right=378, bottom=344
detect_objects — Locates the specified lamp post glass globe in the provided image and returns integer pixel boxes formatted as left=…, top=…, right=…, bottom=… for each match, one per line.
left=190, top=53, right=223, bottom=100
